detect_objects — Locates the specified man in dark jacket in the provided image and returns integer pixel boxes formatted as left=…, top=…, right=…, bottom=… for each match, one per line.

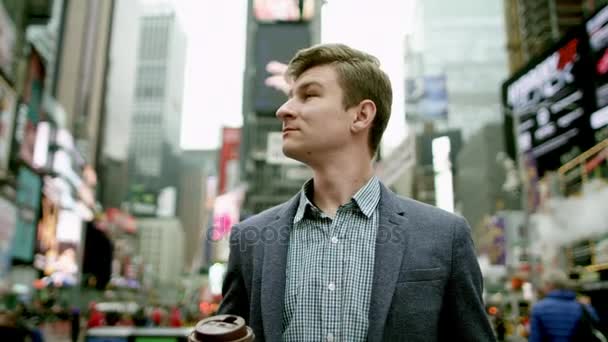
left=529, top=270, right=599, bottom=341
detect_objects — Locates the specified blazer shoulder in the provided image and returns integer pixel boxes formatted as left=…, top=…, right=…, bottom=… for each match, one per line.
left=395, top=195, right=469, bottom=231
left=235, top=201, right=291, bottom=231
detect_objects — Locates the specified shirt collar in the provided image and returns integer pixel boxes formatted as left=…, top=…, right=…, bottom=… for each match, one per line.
left=352, top=176, right=381, bottom=218
left=293, top=176, right=381, bottom=223
left=294, top=178, right=315, bottom=224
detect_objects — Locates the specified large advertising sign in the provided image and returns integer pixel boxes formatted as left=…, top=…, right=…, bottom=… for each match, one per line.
left=254, top=0, right=314, bottom=22
left=0, top=196, right=16, bottom=279
left=253, top=23, right=311, bottom=114
left=11, top=49, right=45, bottom=170
left=218, top=127, right=241, bottom=194
left=586, top=5, right=608, bottom=108
left=0, top=2, right=16, bottom=81
left=586, top=5, right=608, bottom=141
left=34, top=196, right=82, bottom=287
left=0, top=74, right=16, bottom=178
left=11, top=167, right=42, bottom=262
left=503, top=30, right=597, bottom=176
left=405, top=74, right=449, bottom=121
left=479, top=215, right=507, bottom=266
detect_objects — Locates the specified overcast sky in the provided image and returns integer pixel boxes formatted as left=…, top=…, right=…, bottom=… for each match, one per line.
left=169, top=0, right=414, bottom=152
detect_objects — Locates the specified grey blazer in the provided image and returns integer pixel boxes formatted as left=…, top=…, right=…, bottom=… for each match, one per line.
left=218, top=183, right=496, bottom=341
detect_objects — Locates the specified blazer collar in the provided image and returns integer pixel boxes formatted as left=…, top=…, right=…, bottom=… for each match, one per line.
left=367, top=184, right=410, bottom=341
left=260, top=193, right=299, bottom=341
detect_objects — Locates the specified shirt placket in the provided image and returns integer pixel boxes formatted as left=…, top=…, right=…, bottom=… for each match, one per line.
left=321, top=209, right=344, bottom=342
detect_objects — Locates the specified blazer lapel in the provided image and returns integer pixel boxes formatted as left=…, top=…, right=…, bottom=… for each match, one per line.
left=367, top=185, right=409, bottom=341
left=261, top=194, right=299, bottom=341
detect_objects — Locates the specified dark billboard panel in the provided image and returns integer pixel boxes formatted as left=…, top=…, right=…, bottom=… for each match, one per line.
left=253, top=23, right=311, bottom=115
left=586, top=5, right=608, bottom=141
left=502, top=30, right=596, bottom=176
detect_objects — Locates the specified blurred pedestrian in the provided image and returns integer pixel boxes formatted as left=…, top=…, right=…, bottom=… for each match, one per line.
left=133, top=308, right=149, bottom=327
left=151, top=306, right=163, bottom=326
left=529, top=269, right=601, bottom=341
left=86, top=303, right=104, bottom=328
left=70, top=307, right=80, bottom=342
left=169, top=307, right=182, bottom=327
left=218, top=43, right=494, bottom=341
left=494, top=310, right=506, bottom=341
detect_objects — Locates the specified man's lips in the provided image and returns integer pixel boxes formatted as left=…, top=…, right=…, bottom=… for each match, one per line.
left=282, top=128, right=298, bottom=133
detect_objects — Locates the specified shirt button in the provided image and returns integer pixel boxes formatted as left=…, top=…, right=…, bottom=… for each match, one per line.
left=331, top=236, right=338, bottom=244
left=328, top=282, right=335, bottom=291
left=327, top=333, right=334, bottom=342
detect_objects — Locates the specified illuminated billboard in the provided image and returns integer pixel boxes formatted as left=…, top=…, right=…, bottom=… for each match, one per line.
left=254, top=0, right=314, bottom=22
left=502, top=29, right=597, bottom=176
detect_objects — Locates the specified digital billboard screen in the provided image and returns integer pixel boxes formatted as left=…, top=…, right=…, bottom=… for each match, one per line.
left=585, top=5, right=608, bottom=141
left=502, top=30, right=597, bottom=176
left=254, top=0, right=314, bottom=23
left=253, top=23, right=311, bottom=115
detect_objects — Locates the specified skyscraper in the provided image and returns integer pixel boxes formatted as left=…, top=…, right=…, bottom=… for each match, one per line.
left=406, top=0, right=510, bottom=241
left=406, top=0, right=508, bottom=140
left=504, top=0, right=608, bottom=74
left=177, top=150, right=217, bottom=271
left=127, top=3, right=186, bottom=211
left=137, top=217, right=184, bottom=285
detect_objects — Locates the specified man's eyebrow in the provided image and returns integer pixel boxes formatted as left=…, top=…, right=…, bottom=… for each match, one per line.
left=288, top=81, right=323, bottom=98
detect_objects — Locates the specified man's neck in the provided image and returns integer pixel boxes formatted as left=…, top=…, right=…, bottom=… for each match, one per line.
left=309, top=157, right=374, bottom=218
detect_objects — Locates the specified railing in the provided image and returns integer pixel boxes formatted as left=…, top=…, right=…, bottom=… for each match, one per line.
left=557, top=139, right=608, bottom=195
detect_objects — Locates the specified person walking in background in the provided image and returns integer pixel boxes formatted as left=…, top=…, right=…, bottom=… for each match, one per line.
left=529, top=269, right=601, bottom=341
left=169, top=306, right=183, bottom=327
left=69, top=307, right=80, bottom=342
left=86, top=302, right=104, bottom=328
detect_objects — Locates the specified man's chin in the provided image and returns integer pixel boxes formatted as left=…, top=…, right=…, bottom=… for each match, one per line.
left=283, top=147, right=304, bottom=162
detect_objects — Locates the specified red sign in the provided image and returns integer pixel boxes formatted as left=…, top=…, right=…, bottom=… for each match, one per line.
left=218, top=127, right=241, bottom=194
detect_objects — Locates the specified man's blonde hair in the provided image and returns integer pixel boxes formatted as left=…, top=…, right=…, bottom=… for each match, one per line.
left=286, top=43, right=392, bottom=156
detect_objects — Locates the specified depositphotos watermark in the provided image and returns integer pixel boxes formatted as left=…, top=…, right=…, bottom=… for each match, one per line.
left=205, top=222, right=405, bottom=252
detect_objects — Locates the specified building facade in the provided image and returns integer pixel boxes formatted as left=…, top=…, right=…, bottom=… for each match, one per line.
left=127, top=3, right=186, bottom=199
left=405, top=0, right=510, bottom=234
left=137, top=217, right=184, bottom=285
left=504, top=0, right=608, bottom=74
left=54, top=0, right=114, bottom=166
left=177, top=150, right=217, bottom=271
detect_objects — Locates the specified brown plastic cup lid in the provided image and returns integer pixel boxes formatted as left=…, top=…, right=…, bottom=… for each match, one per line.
left=190, top=315, right=254, bottom=342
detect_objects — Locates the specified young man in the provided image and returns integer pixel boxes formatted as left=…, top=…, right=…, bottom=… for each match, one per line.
left=218, top=43, right=495, bottom=341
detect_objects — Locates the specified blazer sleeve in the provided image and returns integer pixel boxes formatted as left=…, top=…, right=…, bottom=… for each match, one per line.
left=217, top=226, right=249, bottom=321
left=441, top=216, right=496, bottom=341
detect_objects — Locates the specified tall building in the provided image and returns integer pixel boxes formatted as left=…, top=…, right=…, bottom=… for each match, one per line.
left=240, top=0, right=321, bottom=214
left=406, top=0, right=510, bottom=233
left=137, top=217, right=184, bottom=285
left=127, top=3, right=186, bottom=205
left=456, top=123, right=521, bottom=245
left=101, top=0, right=142, bottom=162
left=97, top=0, right=142, bottom=210
left=407, top=0, right=508, bottom=140
left=54, top=0, right=115, bottom=166
left=504, top=0, right=608, bottom=74
left=177, top=150, right=217, bottom=271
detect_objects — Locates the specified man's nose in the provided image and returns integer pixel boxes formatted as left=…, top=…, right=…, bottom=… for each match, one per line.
left=276, top=99, right=295, bottom=121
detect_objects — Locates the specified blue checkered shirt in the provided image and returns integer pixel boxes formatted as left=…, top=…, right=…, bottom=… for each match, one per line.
left=282, top=176, right=380, bottom=342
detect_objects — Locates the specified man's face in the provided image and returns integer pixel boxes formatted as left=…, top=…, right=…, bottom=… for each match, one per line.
left=276, top=65, right=355, bottom=164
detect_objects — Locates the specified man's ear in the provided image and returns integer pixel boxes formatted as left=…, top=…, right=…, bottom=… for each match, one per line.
left=351, top=100, right=377, bottom=133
